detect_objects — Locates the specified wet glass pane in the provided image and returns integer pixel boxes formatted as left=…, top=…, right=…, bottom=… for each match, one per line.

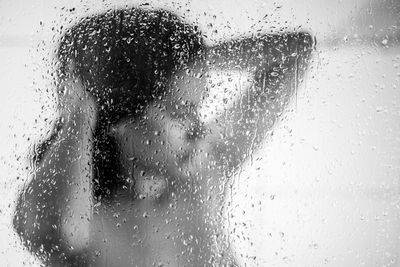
left=1, top=0, right=399, bottom=266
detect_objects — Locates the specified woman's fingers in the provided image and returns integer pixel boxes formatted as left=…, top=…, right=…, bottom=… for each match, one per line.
left=58, top=75, right=97, bottom=130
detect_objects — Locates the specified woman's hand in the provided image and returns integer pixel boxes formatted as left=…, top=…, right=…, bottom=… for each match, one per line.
left=58, top=64, right=97, bottom=131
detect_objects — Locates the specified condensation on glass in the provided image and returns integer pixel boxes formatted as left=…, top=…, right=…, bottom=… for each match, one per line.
left=0, top=1, right=399, bottom=267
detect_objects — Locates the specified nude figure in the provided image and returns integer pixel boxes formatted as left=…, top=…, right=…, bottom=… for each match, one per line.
left=13, top=7, right=313, bottom=266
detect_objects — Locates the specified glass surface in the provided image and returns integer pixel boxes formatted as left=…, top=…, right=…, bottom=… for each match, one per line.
left=0, top=0, right=399, bottom=266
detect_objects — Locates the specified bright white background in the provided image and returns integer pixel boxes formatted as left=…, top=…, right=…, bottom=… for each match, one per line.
left=0, top=0, right=399, bottom=266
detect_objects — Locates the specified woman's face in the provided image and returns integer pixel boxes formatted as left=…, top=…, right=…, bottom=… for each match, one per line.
left=111, top=66, right=229, bottom=200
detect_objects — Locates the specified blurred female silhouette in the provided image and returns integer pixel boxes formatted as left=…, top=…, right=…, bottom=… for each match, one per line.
left=13, top=7, right=313, bottom=266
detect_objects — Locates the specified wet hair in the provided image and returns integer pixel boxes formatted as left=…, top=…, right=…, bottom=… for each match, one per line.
left=37, top=8, right=205, bottom=199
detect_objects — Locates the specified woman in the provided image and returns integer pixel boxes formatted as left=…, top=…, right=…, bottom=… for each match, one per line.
left=13, top=7, right=313, bottom=266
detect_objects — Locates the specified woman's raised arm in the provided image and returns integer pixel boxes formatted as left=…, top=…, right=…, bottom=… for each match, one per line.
left=204, top=32, right=314, bottom=170
left=13, top=75, right=96, bottom=264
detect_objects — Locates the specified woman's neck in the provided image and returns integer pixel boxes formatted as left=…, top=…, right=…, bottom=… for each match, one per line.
left=89, top=174, right=237, bottom=266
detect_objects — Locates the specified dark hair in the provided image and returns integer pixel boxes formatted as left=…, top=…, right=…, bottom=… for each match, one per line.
left=55, top=8, right=205, bottom=199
